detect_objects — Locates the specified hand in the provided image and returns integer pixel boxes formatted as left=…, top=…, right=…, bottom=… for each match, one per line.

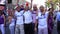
left=4, top=24, right=6, bottom=27
left=34, top=27, right=37, bottom=32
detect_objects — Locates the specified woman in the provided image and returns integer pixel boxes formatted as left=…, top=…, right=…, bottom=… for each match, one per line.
left=0, top=10, right=5, bottom=34
left=47, top=8, right=54, bottom=34
left=8, top=10, right=15, bottom=34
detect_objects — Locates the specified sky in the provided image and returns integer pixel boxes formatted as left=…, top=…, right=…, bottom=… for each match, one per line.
left=26, top=0, right=47, bottom=7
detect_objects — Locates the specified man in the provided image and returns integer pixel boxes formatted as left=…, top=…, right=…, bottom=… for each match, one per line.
left=15, top=5, right=24, bottom=34
left=32, top=4, right=38, bottom=34
left=23, top=6, right=34, bottom=34
left=35, top=6, right=48, bottom=34
left=56, top=10, right=60, bottom=34
left=32, top=5, right=38, bottom=24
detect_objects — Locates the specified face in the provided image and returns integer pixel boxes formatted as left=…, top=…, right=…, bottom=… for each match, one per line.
left=8, top=9, right=12, bottom=16
left=33, top=6, right=37, bottom=11
left=24, top=6, right=29, bottom=11
left=40, top=6, right=44, bottom=12
left=16, top=6, right=20, bottom=12
left=0, top=6, right=5, bottom=10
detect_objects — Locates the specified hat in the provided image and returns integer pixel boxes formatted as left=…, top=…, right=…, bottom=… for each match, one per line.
left=0, top=0, right=5, bottom=5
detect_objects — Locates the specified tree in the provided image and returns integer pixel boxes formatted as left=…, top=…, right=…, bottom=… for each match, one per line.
left=46, top=0, right=59, bottom=9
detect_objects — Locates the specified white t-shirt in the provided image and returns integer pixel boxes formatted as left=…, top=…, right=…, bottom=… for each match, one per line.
left=15, top=10, right=24, bottom=25
left=23, top=10, right=33, bottom=24
left=36, top=11, right=48, bottom=28
left=9, top=18, right=15, bottom=26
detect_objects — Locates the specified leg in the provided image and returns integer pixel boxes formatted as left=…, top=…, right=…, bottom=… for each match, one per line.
left=15, top=25, right=19, bottom=34
left=57, top=21, right=60, bottom=34
left=9, top=26, right=14, bottom=34
left=19, top=24, right=24, bottom=34
left=48, top=28, right=51, bottom=34
left=43, top=27, right=48, bottom=34
left=38, top=27, right=43, bottom=34
left=0, top=25, right=2, bottom=34
left=29, top=23, right=34, bottom=34
left=0, top=24, right=5, bottom=34
left=24, top=24, right=28, bottom=34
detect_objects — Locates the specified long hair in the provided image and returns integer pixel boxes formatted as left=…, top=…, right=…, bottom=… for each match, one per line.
left=48, top=8, right=54, bottom=23
left=48, top=8, right=54, bottom=16
left=0, top=10, right=3, bottom=16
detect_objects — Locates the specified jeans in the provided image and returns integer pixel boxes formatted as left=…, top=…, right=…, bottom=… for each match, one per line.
left=38, top=27, right=48, bottom=34
left=15, top=24, right=24, bottom=34
left=0, top=24, right=5, bottom=34
left=9, top=25, right=14, bottom=34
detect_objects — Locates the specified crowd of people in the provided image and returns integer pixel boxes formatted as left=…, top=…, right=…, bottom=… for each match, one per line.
left=0, top=4, right=60, bottom=34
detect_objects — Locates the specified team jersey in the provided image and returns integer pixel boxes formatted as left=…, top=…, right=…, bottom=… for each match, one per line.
left=23, top=10, right=33, bottom=24
left=15, top=10, right=24, bottom=25
left=36, top=11, right=48, bottom=28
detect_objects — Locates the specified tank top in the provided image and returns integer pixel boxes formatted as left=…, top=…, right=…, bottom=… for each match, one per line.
left=0, top=15, right=4, bottom=24
left=10, top=18, right=15, bottom=26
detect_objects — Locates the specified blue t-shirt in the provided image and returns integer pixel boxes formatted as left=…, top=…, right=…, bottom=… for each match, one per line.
left=56, top=12, right=60, bottom=21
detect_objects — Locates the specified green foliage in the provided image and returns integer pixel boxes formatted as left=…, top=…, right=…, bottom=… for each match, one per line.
left=46, top=1, right=50, bottom=8
left=46, top=0, right=59, bottom=9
